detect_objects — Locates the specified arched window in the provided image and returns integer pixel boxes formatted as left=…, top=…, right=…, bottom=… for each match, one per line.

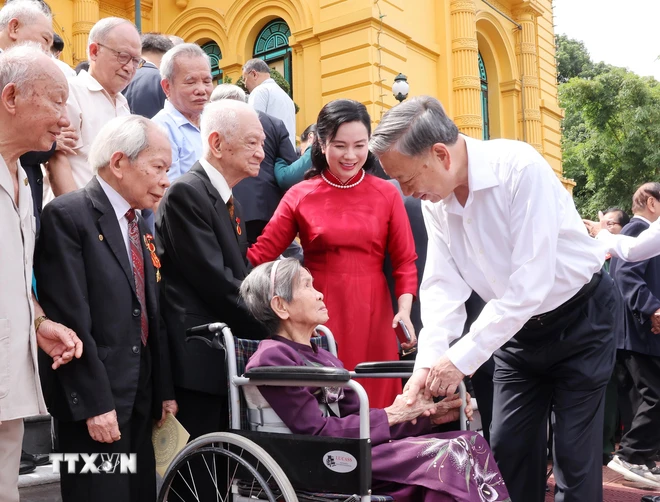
left=254, top=19, right=292, bottom=95
left=202, top=41, right=223, bottom=83
left=478, top=52, right=489, bottom=140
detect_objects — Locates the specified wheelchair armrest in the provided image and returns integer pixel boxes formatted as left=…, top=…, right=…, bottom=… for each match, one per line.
left=353, top=360, right=415, bottom=374
left=244, top=366, right=351, bottom=383
left=185, top=322, right=228, bottom=350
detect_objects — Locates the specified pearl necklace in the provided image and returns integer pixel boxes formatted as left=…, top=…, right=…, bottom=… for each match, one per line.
left=321, top=169, right=365, bottom=189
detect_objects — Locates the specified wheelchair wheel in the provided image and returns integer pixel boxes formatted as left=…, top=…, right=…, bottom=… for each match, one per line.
left=158, top=432, right=298, bottom=502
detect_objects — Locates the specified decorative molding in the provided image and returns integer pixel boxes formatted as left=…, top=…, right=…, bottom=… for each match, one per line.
left=450, top=0, right=477, bottom=14
left=453, top=76, right=481, bottom=88
left=454, top=115, right=484, bottom=127
left=451, top=38, right=479, bottom=51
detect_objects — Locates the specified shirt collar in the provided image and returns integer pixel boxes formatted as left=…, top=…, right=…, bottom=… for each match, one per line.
left=199, top=158, right=232, bottom=203
left=96, top=175, right=131, bottom=222
left=632, top=214, right=652, bottom=225
left=163, top=99, right=200, bottom=130
left=78, top=70, right=106, bottom=92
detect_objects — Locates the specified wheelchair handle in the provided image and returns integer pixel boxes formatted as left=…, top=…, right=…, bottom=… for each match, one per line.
left=185, top=322, right=228, bottom=337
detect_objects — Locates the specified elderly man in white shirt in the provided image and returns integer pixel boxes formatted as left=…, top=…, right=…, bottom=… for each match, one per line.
left=371, top=96, right=615, bottom=502
left=242, top=58, right=296, bottom=148
left=44, top=17, right=142, bottom=203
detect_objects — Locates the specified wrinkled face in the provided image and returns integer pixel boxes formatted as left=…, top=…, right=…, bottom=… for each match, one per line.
left=241, top=69, right=257, bottom=92
left=322, top=121, right=369, bottom=183
left=284, top=268, right=328, bottom=326
left=89, top=23, right=142, bottom=95
left=165, top=56, right=213, bottom=118
left=14, top=61, right=70, bottom=152
left=10, top=14, right=53, bottom=52
left=117, top=128, right=171, bottom=210
left=218, top=110, right=265, bottom=180
left=378, top=147, right=453, bottom=203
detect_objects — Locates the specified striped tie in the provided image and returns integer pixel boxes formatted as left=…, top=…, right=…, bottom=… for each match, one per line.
left=125, top=209, right=148, bottom=346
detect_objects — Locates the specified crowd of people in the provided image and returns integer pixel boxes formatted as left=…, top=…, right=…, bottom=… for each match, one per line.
left=1, top=0, right=659, bottom=502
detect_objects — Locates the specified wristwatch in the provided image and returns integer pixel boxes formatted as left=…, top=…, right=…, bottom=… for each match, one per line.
left=34, top=315, right=48, bottom=333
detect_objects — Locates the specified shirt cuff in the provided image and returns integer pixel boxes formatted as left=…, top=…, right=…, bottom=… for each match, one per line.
left=445, top=337, right=491, bottom=376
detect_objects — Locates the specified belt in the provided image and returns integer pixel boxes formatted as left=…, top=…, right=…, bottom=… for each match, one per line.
left=525, top=271, right=602, bottom=328
left=247, top=407, right=292, bottom=433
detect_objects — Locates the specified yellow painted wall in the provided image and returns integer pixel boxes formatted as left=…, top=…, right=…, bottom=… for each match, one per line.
left=46, top=0, right=564, bottom=177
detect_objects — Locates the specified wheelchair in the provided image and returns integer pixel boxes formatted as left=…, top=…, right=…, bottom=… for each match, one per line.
left=157, top=323, right=470, bottom=502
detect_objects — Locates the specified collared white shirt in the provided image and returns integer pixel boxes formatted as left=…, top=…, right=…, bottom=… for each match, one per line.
left=97, top=175, right=132, bottom=260
left=597, top=215, right=660, bottom=262
left=248, top=78, right=296, bottom=148
left=199, top=158, right=232, bottom=204
left=52, top=56, right=76, bottom=78
left=417, top=136, right=606, bottom=375
left=152, top=100, right=203, bottom=182
left=43, top=70, right=131, bottom=205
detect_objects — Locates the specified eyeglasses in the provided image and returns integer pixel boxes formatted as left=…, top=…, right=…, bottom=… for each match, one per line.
left=605, top=221, right=622, bottom=228
left=97, top=43, right=145, bottom=69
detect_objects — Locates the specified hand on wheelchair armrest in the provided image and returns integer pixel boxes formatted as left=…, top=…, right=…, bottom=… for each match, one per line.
left=353, top=360, right=415, bottom=374
left=185, top=322, right=228, bottom=350
left=244, top=366, right=351, bottom=383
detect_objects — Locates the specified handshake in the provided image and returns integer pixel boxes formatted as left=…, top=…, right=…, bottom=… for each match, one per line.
left=384, top=389, right=473, bottom=427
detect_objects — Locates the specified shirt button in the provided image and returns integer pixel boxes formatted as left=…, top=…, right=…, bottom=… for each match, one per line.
left=479, top=248, right=484, bottom=254
left=491, top=278, right=497, bottom=283
left=132, top=346, right=140, bottom=354
left=70, top=392, right=77, bottom=398
left=72, top=397, right=79, bottom=405
left=467, top=218, right=472, bottom=224
left=132, top=308, right=140, bottom=317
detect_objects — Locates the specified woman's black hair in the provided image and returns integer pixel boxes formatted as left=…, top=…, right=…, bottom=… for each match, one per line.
left=304, top=99, right=378, bottom=180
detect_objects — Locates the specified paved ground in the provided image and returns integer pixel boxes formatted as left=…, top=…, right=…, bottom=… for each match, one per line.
left=20, top=483, right=61, bottom=502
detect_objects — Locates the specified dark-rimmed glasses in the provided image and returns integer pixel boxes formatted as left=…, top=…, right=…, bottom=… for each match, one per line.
left=97, top=43, right=145, bottom=68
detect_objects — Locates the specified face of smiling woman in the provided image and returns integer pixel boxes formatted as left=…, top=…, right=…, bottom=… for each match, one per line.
left=322, top=120, right=369, bottom=183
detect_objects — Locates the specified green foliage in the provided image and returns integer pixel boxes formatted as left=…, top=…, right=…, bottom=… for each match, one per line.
left=223, top=75, right=233, bottom=84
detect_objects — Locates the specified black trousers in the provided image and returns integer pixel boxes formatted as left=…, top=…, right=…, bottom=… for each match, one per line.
left=58, top=348, right=155, bottom=502
left=616, top=350, right=660, bottom=466
left=490, top=273, right=616, bottom=502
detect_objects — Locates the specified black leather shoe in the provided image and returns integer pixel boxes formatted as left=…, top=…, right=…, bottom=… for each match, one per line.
left=640, top=496, right=660, bottom=502
left=21, top=450, right=51, bottom=466
left=19, top=458, right=36, bottom=475
left=603, top=453, right=614, bottom=466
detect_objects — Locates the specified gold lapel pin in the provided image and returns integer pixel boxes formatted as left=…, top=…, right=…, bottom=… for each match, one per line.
left=23, top=178, right=28, bottom=186
left=99, top=234, right=104, bottom=241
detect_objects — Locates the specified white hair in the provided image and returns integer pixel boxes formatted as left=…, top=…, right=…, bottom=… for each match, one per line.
left=160, top=43, right=210, bottom=81
left=89, top=115, right=156, bottom=174
left=87, top=17, right=136, bottom=58
left=0, top=43, right=49, bottom=93
left=210, top=83, right=247, bottom=103
left=200, top=99, right=257, bottom=157
left=0, top=0, right=51, bottom=31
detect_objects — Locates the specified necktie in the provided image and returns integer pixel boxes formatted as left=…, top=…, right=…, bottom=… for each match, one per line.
left=126, top=209, right=149, bottom=346
left=226, top=196, right=241, bottom=235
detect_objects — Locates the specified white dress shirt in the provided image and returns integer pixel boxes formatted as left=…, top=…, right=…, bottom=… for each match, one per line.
left=248, top=78, right=296, bottom=148
left=597, top=216, right=660, bottom=262
left=96, top=175, right=132, bottom=260
left=417, top=136, right=606, bottom=375
left=199, top=158, right=232, bottom=203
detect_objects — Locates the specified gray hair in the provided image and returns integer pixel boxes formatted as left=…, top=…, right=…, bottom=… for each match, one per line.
left=160, top=43, right=210, bottom=81
left=369, top=95, right=459, bottom=157
left=0, top=0, right=51, bottom=31
left=200, top=99, right=256, bottom=156
left=89, top=115, right=154, bottom=174
left=0, top=43, right=49, bottom=93
left=87, top=17, right=136, bottom=58
left=239, top=258, right=303, bottom=336
left=242, top=58, right=270, bottom=75
left=141, top=32, right=174, bottom=54
left=210, top=83, right=247, bottom=103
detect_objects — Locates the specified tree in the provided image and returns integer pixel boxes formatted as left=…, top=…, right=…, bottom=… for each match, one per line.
left=556, top=34, right=593, bottom=83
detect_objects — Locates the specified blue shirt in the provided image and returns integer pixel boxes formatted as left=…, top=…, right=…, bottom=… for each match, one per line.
left=152, top=100, right=203, bottom=182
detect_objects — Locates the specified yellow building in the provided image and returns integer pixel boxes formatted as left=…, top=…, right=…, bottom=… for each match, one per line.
left=49, top=0, right=565, bottom=178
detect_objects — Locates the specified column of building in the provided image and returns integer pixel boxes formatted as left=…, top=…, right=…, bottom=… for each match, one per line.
left=449, top=0, right=482, bottom=139
left=72, top=0, right=99, bottom=65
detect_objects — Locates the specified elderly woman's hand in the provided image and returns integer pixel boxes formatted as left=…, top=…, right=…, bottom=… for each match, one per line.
left=384, top=390, right=436, bottom=426
left=429, top=392, right=473, bottom=426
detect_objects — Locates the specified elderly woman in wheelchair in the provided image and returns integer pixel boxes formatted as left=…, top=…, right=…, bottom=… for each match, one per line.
left=238, top=258, right=510, bottom=502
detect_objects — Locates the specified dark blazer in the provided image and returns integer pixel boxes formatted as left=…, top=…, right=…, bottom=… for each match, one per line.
left=21, top=141, right=56, bottom=232
left=610, top=217, right=660, bottom=357
left=233, top=111, right=298, bottom=224
left=122, top=61, right=166, bottom=119
left=156, top=162, right=267, bottom=396
left=35, top=177, right=171, bottom=425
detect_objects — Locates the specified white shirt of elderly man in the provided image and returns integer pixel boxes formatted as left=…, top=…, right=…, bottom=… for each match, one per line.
left=0, top=45, right=82, bottom=502
left=43, top=17, right=142, bottom=204
left=152, top=43, right=213, bottom=182
left=242, top=58, right=296, bottom=148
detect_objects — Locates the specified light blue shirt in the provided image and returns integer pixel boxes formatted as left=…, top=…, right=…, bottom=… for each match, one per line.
left=152, top=100, right=203, bottom=182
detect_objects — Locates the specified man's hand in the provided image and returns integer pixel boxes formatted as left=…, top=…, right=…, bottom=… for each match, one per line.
left=157, top=400, right=179, bottom=427
left=55, top=127, right=78, bottom=156
left=429, top=392, right=473, bottom=426
left=86, top=410, right=121, bottom=443
left=426, top=356, right=465, bottom=397
left=36, top=319, right=83, bottom=370
left=402, top=368, right=429, bottom=406
left=651, top=310, right=660, bottom=334
left=583, top=210, right=606, bottom=237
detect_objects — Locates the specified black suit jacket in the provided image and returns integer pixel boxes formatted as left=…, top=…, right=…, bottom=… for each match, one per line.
left=156, top=162, right=267, bottom=396
left=123, top=62, right=166, bottom=119
left=610, top=217, right=660, bottom=357
left=233, top=111, right=298, bottom=223
left=35, top=177, right=172, bottom=425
